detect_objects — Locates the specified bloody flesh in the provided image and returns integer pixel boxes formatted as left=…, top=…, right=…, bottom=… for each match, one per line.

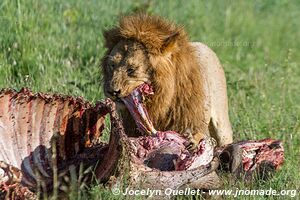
left=121, top=83, right=215, bottom=170
left=121, top=83, right=284, bottom=173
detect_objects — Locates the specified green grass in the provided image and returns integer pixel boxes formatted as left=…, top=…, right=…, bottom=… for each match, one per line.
left=0, top=0, right=299, bottom=199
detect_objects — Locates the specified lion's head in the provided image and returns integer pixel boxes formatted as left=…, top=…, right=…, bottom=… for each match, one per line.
left=101, top=14, right=188, bottom=99
left=102, top=39, right=153, bottom=100
left=101, top=14, right=206, bottom=136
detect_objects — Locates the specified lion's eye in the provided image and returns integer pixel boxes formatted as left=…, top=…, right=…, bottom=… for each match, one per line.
left=109, top=64, right=115, bottom=69
left=127, top=67, right=135, bottom=76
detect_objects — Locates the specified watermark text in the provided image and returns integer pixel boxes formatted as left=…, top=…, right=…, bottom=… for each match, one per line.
left=111, top=187, right=297, bottom=198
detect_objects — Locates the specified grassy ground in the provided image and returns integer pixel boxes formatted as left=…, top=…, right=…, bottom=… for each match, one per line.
left=0, top=0, right=299, bottom=199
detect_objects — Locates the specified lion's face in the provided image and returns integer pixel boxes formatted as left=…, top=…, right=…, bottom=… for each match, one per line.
left=102, top=40, right=153, bottom=102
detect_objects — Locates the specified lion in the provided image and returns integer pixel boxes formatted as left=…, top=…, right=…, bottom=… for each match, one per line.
left=100, top=14, right=233, bottom=147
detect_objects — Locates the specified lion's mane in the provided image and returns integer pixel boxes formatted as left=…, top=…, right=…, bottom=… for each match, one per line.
left=102, top=14, right=207, bottom=140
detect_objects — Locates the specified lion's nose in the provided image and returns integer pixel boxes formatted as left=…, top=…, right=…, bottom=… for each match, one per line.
left=113, top=89, right=121, bottom=96
left=108, top=89, right=121, bottom=97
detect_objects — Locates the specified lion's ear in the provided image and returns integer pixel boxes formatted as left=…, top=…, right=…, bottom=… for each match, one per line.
left=103, top=28, right=121, bottom=50
left=161, top=31, right=180, bottom=54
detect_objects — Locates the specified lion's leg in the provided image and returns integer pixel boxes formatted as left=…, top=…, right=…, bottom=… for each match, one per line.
left=209, top=113, right=233, bottom=146
left=190, top=42, right=233, bottom=146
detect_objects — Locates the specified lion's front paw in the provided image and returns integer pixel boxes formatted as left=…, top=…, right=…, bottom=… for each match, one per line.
left=186, top=138, right=199, bottom=151
left=183, top=129, right=201, bottom=151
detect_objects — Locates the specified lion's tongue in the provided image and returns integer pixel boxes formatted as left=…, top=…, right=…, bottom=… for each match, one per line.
left=121, top=83, right=157, bottom=135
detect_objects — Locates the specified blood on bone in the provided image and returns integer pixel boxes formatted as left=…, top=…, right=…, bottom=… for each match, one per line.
left=122, top=83, right=156, bottom=135
left=238, top=139, right=284, bottom=171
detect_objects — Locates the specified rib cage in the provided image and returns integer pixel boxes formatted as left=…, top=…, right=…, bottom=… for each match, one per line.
left=0, top=88, right=285, bottom=199
left=0, top=88, right=110, bottom=189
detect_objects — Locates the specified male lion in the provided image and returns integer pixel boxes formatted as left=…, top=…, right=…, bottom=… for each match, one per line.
left=101, top=14, right=233, bottom=147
